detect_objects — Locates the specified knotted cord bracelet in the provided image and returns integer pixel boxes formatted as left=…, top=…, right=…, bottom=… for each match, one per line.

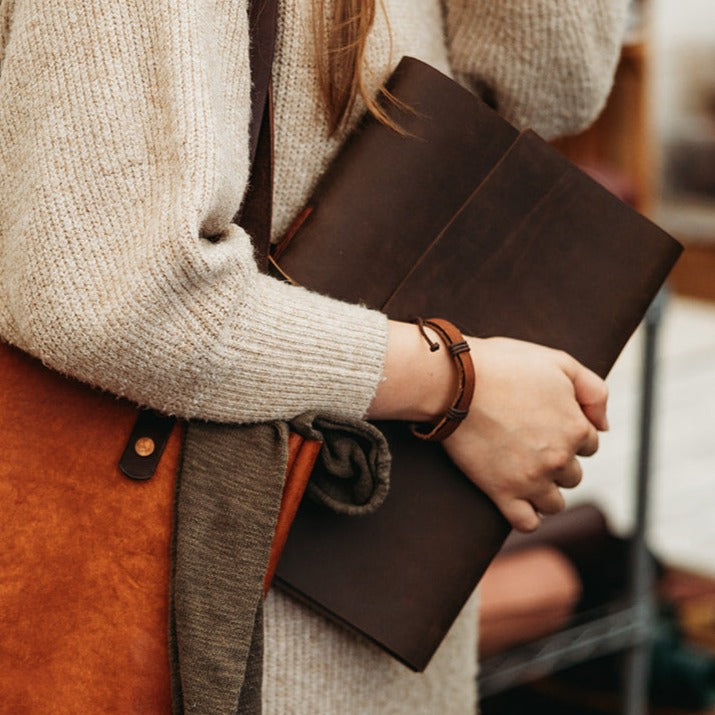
left=412, top=318, right=476, bottom=442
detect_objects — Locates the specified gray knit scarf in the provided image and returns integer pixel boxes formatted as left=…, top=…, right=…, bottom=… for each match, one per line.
left=169, top=414, right=390, bottom=714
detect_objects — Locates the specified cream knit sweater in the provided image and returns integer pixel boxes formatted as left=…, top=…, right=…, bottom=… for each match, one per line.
left=0, top=0, right=627, bottom=712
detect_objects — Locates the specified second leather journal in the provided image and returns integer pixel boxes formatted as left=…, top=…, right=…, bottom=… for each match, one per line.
left=271, top=57, right=682, bottom=671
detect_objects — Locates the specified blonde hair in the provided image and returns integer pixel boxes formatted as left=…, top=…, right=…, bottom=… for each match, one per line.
left=313, top=0, right=401, bottom=135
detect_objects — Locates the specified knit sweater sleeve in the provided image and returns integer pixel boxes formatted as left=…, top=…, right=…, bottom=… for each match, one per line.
left=0, top=1, right=388, bottom=423
left=442, top=0, right=629, bottom=140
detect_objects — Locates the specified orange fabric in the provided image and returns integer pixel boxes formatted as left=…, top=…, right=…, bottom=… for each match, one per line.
left=0, top=343, right=180, bottom=713
left=263, top=433, right=322, bottom=595
left=0, top=341, right=317, bottom=710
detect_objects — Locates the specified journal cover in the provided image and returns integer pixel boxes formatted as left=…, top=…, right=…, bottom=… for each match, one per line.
left=273, top=57, right=683, bottom=671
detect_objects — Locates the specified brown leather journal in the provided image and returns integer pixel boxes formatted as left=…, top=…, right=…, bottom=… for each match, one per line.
left=272, top=57, right=683, bottom=671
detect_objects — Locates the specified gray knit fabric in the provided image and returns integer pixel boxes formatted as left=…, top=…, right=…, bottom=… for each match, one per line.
left=171, top=420, right=287, bottom=713
left=291, top=412, right=391, bottom=516
left=172, top=414, right=391, bottom=713
left=236, top=600, right=265, bottom=715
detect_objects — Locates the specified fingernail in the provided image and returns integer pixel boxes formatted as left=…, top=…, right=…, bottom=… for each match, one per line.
left=603, top=416, right=610, bottom=431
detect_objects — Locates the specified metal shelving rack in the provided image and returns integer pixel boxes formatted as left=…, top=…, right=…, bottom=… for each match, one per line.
left=478, top=290, right=667, bottom=715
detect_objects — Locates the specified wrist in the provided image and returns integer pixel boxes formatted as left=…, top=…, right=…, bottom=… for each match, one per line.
left=413, top=323, right=457, bottom=420
left=365, top=320, right=457, bottom=422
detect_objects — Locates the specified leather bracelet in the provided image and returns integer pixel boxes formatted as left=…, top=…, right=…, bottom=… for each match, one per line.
left=411, top=318, right=475, bottom=442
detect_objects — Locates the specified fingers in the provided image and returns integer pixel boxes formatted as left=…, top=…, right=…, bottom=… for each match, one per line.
left=576, top=422, right=599, bottom=457
left=501, top=487, right=566, bottom=532
left=581, top=398, right=609, bottom=433
left=501, top=459, right=582, bottom=532
left=531, top=486, right=565, bottom=516
left=558, top=353, right=610, bottom=432
left=501, top=499, right=541, bottom=533
left=554, top=457, right=583, bottom=489
left=575, top=368, right=609, bottom=430
left=502, top=454, right=585, bottom=531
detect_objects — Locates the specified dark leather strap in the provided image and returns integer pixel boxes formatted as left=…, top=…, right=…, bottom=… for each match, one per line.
left=237, top=0, right=278, bottom=269
left=411, top=318, right=475, bottom=442
left=246, top=0, right=279, bottom=169
left=120, top=0, right=278, bottom=480
left=120, top=409, right=178, bottom=481
left=239, top=83, right=275, bottom=271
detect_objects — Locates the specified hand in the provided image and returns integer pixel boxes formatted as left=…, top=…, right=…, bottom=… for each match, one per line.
left=365, top=322, right=609, bottom=532
left=442, top=337, right=608, bottom=532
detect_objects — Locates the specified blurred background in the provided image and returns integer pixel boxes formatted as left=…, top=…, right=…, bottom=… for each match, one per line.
left=561, top=0, right=715, bottom=589
left=479, top=1, right=715, bottom=712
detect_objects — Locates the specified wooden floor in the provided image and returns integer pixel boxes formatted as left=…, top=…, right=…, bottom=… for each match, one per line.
left=564, top=292, right=715, bottom=576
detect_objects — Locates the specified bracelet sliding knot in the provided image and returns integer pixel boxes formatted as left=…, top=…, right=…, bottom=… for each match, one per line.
left=448, top=340, right=470, bottom=356
left=445, top=406, right=469, bottom=421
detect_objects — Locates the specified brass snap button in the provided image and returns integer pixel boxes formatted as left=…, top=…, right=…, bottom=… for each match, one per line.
left=134, top=437, right=156, bottom=457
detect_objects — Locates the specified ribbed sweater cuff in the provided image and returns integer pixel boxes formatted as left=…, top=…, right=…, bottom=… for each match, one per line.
left=194, top=275, right=389, bottom=422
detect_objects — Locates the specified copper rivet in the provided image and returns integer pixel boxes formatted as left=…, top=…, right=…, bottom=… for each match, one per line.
left=134, top=437, right=155, bottom=458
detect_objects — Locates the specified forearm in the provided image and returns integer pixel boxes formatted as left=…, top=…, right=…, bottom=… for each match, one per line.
left=0, top=0, right=389, bottom=423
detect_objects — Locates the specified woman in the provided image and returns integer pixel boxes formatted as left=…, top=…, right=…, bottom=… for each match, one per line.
left=0, top=0, right=627, bottom=711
